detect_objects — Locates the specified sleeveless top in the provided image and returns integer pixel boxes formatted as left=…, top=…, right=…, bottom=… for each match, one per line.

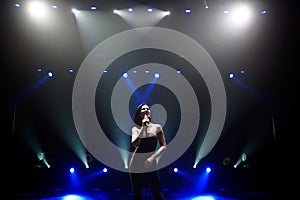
left=129, top=123, right=162, bottom=172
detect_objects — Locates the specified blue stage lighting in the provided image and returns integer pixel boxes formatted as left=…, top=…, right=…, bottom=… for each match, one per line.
left=206, top=167, right=211, bottom=173
left=261, top=10, right=267, bottom=14
left=69, top=167, right=75, bottom=173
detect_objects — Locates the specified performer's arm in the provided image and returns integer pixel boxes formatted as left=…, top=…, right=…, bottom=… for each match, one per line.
left=131, top=126, right=143, bottom=148
left=145, top=125, right=167, bottom=167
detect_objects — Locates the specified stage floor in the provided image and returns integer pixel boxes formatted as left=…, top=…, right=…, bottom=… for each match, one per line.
left=11, top=187, right=276, bottom=200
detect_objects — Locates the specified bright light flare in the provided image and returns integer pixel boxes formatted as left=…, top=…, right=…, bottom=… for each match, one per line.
left=229, top=5, right=252, bottom=26
left=27, top=1, right=49, bottom=18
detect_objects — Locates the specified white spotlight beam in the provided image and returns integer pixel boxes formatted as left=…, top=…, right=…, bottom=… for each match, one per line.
left=113, top=6, right=170, bottom=28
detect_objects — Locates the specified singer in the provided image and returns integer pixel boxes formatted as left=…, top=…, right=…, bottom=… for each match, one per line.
left=129, top=103, right=167, bottom=200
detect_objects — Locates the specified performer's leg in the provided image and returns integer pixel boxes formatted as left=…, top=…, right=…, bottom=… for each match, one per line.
left=146, top=171, right=164, bottom=200
left=130, top=173, right=143, bottom=200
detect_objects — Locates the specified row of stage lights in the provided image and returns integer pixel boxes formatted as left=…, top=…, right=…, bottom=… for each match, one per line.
left=68, top=166, right=212, bottom=174
left=37, top=151, right=214, bottom=174
left=36, top=68, right=76, bottom=78
left=38, top=151, right=247, bottom=174
left=36, top=67, right=184, bottom=79
left=37, top=68, right=245, bottom=80
left=229, top=69, right=245, bottom=79
left=13, top=2, right=268, bottom=16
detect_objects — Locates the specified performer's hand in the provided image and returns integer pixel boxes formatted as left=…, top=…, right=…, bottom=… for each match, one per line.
left=142, top=114, right=149, bottom=127
left=145, top=157, right=154, bottom=168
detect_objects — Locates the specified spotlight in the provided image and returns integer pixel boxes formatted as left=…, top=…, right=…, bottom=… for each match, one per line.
left=69, top=167, right=75, bottom=173
left=261, top=10, right=267, bottom=14
left=241, top=153, right=247, bottom=162
left=173, top=168, right=178, bottom=173
left=103, top=168, right=108, bottom=173
left=229, top=73, right=234, bottom=79
left=205, top=167, right=211, bottom=173
left=72, top=8, right=80, bottom=14
left=14, top=3, right=21, bottom=8
left=204, top=0, right=208, bottom=9
left=234, top=152, right=247, bottom=168
left=37, top=152, right=45, bottom=161
left=184, top=9, right=191, bottom=13
left=47, top=71, right=53, bottom=78
left=28, top=1, right=48, bottom=18
left=122, top=72, right=128, bottom=78
left=154, top=73, right=160, bottom=78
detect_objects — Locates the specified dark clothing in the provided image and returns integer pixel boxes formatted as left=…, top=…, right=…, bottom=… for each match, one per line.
left=138, top=137, right=158, bottom=153
left=129, top=137, right=164, bottom=200
left=130, top=171, right=164, bottom=200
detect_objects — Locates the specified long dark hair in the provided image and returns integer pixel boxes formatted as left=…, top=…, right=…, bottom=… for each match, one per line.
left=134, top=103, right=151, bottom=126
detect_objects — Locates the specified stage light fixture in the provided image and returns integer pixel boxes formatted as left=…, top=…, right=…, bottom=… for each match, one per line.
left=165, top=11, right=170, bottom=15
left=261, top=10, right=267, bottom=14
left=47, top=71, right=53, bottom=78
left=72, top=8, right=79, bottom=14
left=184, top=9, right=191, bottom=13
left=70, top=167, right=75, bottom=173
left=205, top=167, right=211, bottom=173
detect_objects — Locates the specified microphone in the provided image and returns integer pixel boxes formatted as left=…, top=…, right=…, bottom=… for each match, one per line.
left=144, top=114, right=149, bottom=126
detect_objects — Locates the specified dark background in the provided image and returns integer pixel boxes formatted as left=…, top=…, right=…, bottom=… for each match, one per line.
left=0, top=0, right=298, bottom=197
